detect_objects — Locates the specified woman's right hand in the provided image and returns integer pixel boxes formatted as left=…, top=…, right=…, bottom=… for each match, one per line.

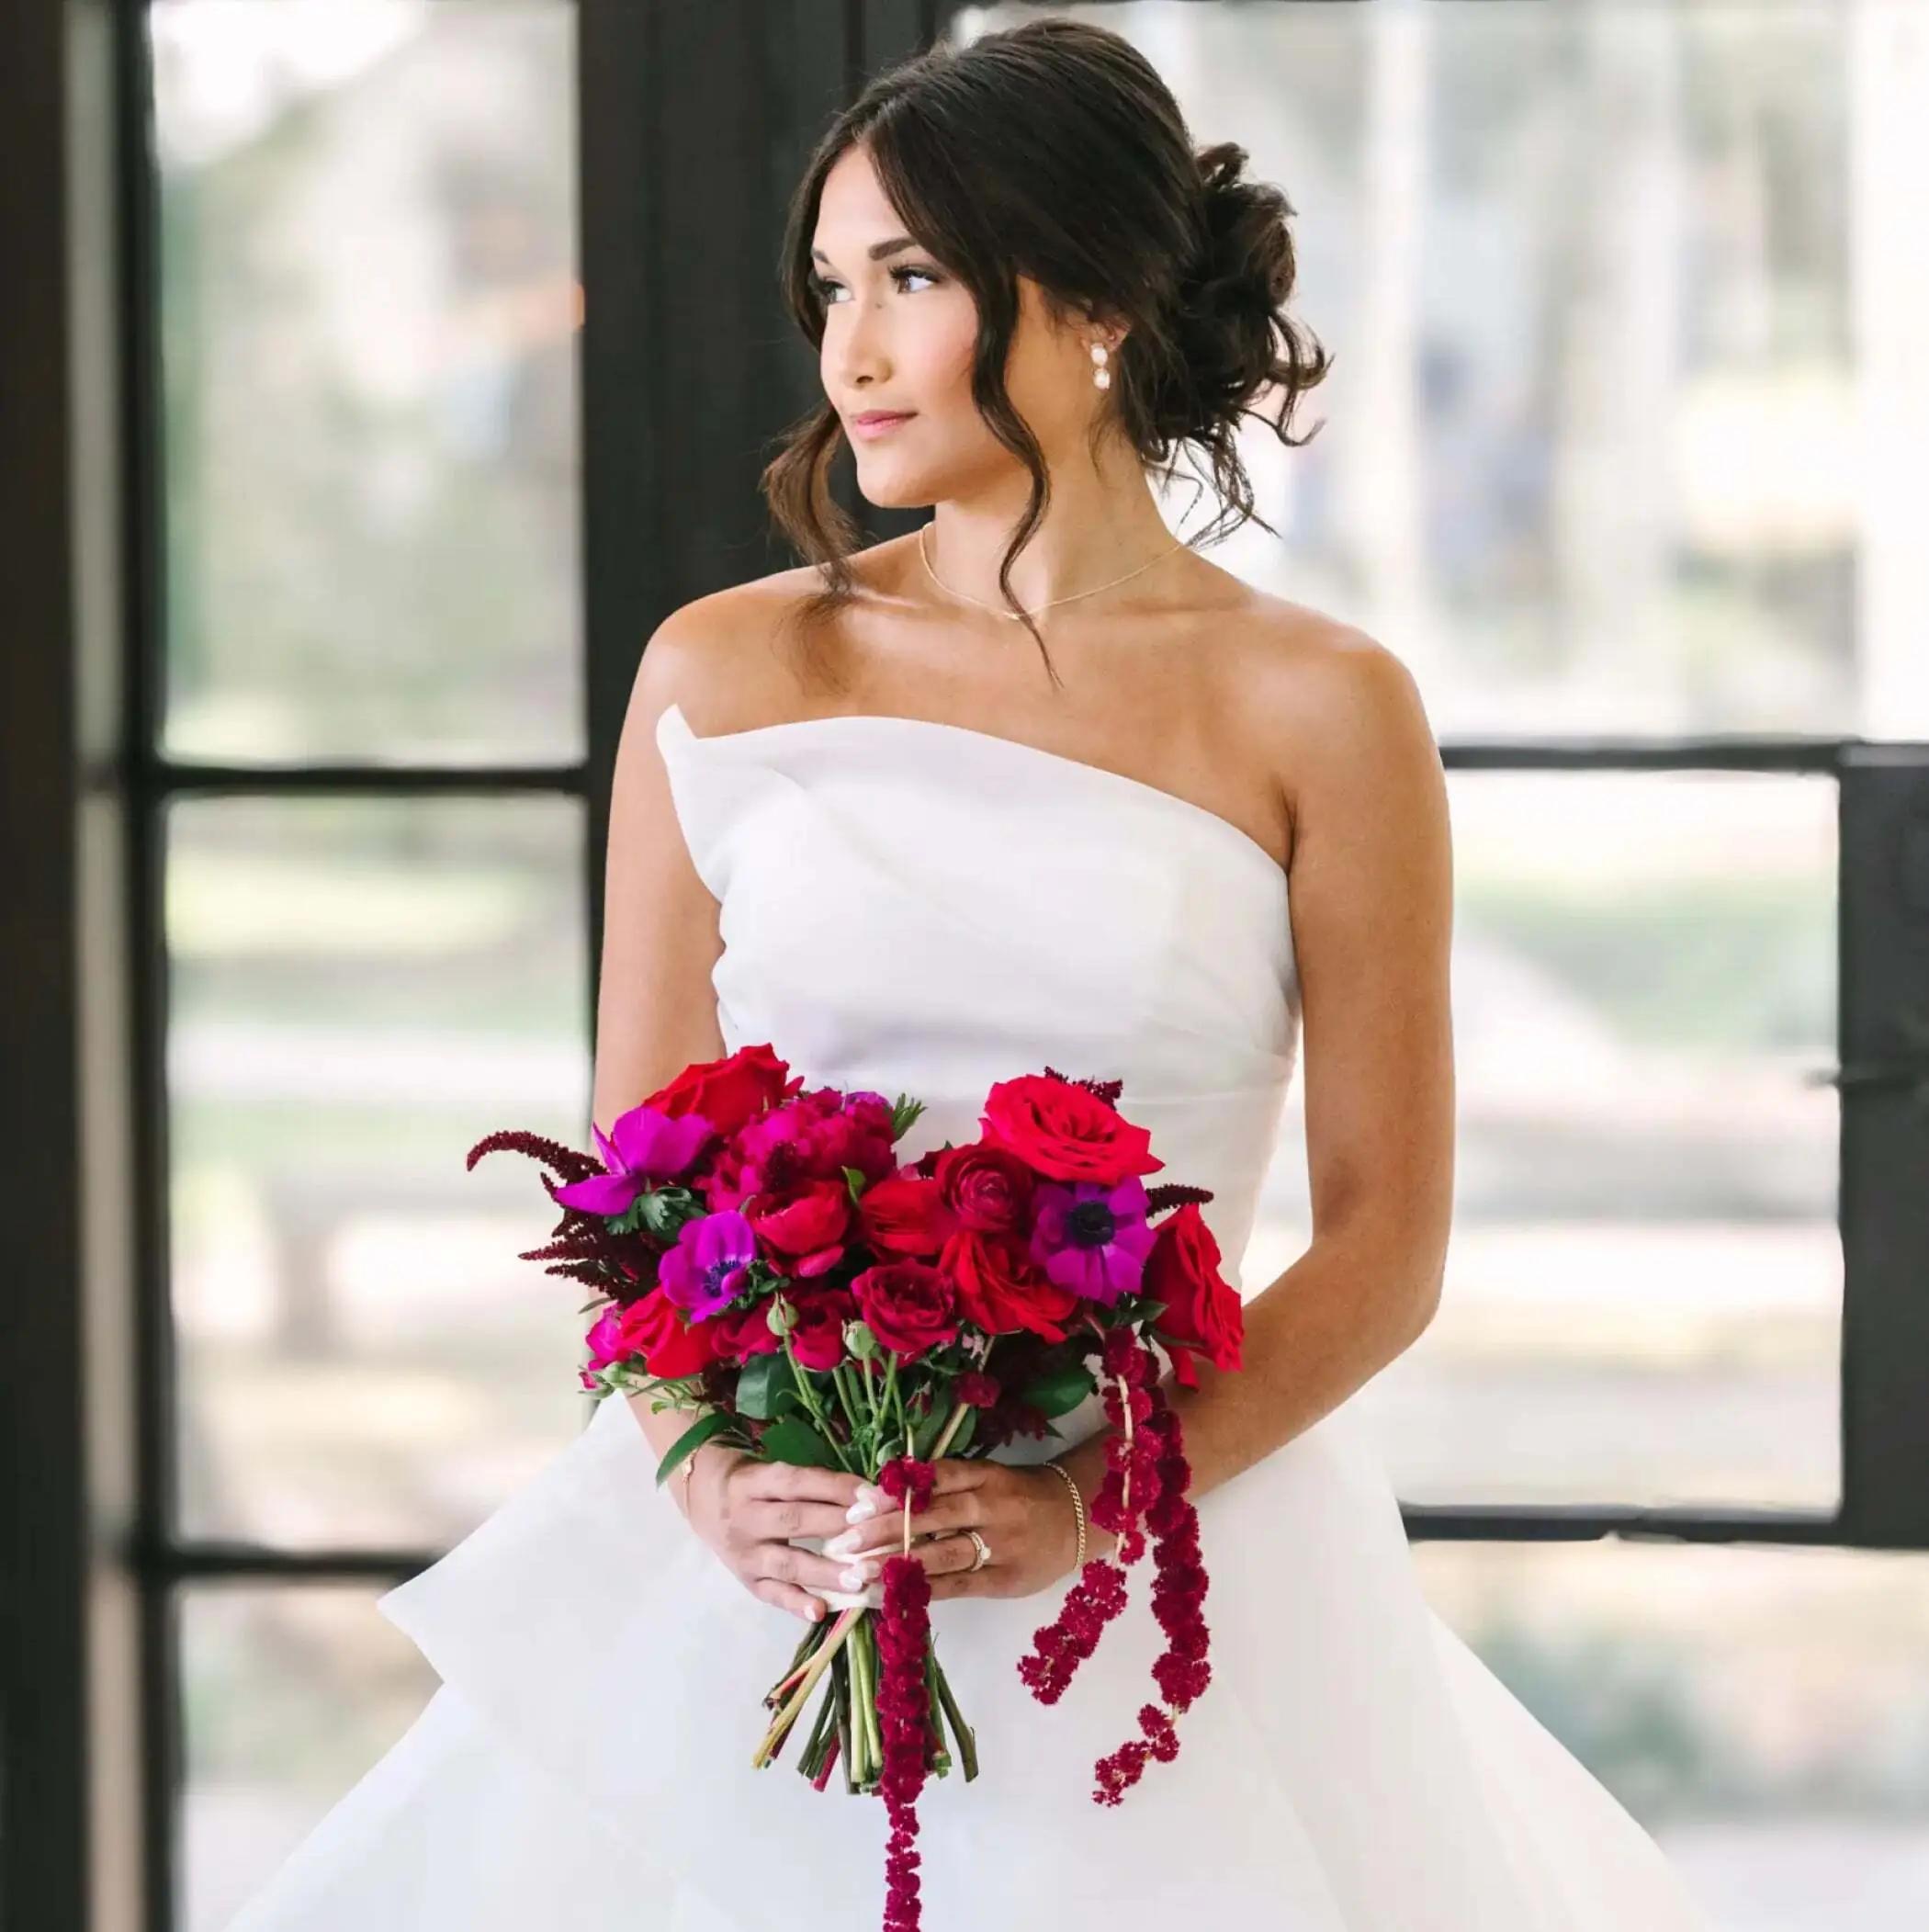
left=682, top=1443, right=875, bottom=1625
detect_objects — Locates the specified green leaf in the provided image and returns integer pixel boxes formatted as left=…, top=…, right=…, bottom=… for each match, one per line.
left=736, top=1350, right=801, bottom=1421
left=910, top=1401, right=948, bottom=1461
left=759, top=1416, right=840, bottom=1470
left=654, top=1409, right=733, bottom=1487
left=841, top=1163, right=868, bottom=1204
left=1019, top=1363, right=1096, bottom=1418
left=946, top=1405, right=978, bottom=1456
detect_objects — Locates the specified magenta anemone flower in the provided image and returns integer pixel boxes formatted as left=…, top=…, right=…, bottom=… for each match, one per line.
left=1027, top=1175, right=1157, bottom=1306
left=658, top=1209, right=760, bottom=1321
left=552, top=1103, right=716, bottom=1217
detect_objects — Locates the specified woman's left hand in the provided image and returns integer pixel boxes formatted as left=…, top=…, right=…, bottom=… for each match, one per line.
left=818, top=1458, right=1083, bottom=1602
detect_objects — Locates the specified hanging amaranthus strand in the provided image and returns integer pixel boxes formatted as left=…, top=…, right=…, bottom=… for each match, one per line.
left=1092, top=1391, right=1212, bottom=1804
left=1015, top=1327, right=1165, bottom=1705
left=875, top=1456, right=937, bottom=1932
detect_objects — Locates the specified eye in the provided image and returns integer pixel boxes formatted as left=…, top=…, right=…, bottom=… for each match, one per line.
left=811, top=264, right=943, bottom=304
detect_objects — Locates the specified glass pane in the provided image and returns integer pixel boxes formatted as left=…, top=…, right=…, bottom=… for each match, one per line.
left=959, top=1, right=1929, bottom=739
left=1416, top=1541, right=1929, bottom=1929
left=168, top=795, right=592, bottom=1545
left=1246, top=769, right=1841, bottom=1510
left=149, top=0, right=583, bottom=764
left=179, top=1584, right=438, bottom=1932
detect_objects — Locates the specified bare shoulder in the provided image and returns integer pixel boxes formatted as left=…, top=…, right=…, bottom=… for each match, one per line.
left=632, top=546, right=903, bottom=729
left=629, top=569, right=815, bottom=729
left=1212, top=592, right=1441, bottom=850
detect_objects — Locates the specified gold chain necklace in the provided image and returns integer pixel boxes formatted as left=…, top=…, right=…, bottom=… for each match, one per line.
left=918, top=520, right=1186, bottom=623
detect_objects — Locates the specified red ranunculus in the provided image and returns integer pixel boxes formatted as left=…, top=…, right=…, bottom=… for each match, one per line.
left=855, top=1171, right=955, bottom=1258
left=1145, top=1202, right=1243, bottom=1388
left=747, top=1177, right=852, bottom=1276
left=978, top=1072, right=1164, bottom=1185
left=786, top=1286, right=857, bottom=1372
left=619, top=1284, right=728, bottom=1379
left=851, top=1260, right=958, bottom=1361
left=940, top=1227, right=1081, bottom=1342
left=644, top=1042, right=795, bottom=1139
left=931, top=1140, right=1035, bottom=1235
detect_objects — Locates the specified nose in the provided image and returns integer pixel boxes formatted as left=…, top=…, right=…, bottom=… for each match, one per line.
left=830, top=294, right=891, bottom=394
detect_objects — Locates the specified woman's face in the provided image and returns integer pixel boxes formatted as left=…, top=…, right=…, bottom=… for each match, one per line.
left=811, top=142, right=1108, bottom=510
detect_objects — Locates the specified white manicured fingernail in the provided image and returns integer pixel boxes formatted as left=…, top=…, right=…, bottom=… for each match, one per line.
left=824, top=1529, right=860, bottom=1557
left=845, top=1499, right=876, bottom=1522
left=840, top=1565, right=867, bottom=1590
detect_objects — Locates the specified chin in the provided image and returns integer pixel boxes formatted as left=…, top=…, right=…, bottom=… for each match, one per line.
left=852, top=462, right=943, bottom=512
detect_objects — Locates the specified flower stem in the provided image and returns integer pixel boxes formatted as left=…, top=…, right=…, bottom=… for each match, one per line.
left=797, top=1664, right=840, bottom=1779
left=834, top=1644, right=857, bottom=1794
left=932, top=1655, right=978, bottom=1781
left=830, top=1362, right=864, bottom=1443
left=852, top=1613, right=885, bottom=1784
left=845, top=1612, right=873, bottom=1785
left=931, top=1398, right=969, bottom=1459
left=780, top=1328, right=858, bottom=1473
left=880, top=1352, right=901, bottom=1454
left=751, top=1602, right=862, bottom=1768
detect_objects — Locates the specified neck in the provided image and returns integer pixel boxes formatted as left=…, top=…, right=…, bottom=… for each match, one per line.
left=920, top=463, right=1187, bottom=616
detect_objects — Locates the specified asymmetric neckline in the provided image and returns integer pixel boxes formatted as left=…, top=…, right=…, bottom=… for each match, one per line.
left=660, top=700, right=1289, bottom=893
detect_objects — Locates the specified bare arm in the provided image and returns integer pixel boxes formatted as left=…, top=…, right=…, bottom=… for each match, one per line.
left=1052, top=632, right=1456, bottom=1515
left=585, top=608, right=731, bottom=1502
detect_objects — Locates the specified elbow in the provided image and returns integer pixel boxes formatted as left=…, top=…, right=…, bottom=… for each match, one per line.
left=1394, top=1249, right=1446, bottom=1350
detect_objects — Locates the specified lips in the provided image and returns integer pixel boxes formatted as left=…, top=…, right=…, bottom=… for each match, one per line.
left=852, top=411, right=913, bottom=426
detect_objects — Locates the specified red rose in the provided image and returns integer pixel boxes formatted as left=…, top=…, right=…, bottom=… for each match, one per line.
left=786, top=1287, right=857, bottom=1372
left=855, top=1171, right=955, bottom=1258
left=940, top=1227, right=1081, bottom=1343
left=932, top=1140, right=1035, bottom=1236
left=851, top=1260, right=959, bottom=1361
left=978, top=1072, right=1164, bottom=1185
left=645, top=1042, right=795, bottom=1139
left=620, top=1285, right=727, bottom=1379
left=747, top=1178, right=852, bottom=1275
left=713, top=1296, right=783, bottom=1361
left=1145, top=1203, right=1243, bottom=1388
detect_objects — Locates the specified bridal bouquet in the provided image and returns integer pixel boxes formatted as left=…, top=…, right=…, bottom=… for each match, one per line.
left=467, top=1044, right=1245, bottom=1932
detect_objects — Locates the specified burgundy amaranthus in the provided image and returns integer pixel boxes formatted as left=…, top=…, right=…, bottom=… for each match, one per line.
left=1014, top=1327, right=1215, bottom=1805
left=875, top=1455, right=937, bottom=1932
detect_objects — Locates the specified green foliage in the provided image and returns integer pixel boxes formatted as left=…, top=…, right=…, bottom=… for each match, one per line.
left=1020, top=1362, right=1097, bottom=1419
left=759, top=1416, right=840, bottom=1469
left=735, top=1350, right=801, bottom=1421
left=654, top=1408, right=733, bottom=1487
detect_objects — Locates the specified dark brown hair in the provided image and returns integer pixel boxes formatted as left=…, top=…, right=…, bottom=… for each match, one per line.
left=761, top=16, right=1333, bottom=684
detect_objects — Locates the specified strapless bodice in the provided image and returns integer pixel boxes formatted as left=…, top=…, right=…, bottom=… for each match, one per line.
left=655, top=699, right=1302, bottom=1317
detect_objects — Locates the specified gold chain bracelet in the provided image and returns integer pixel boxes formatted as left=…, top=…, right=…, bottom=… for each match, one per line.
left=1042, top=1459, right=1088, bottom=1570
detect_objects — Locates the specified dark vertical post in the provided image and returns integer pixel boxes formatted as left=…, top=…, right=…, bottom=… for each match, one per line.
left=576, top=0, right=938, bottom=1017
left=1836, top=744, right=1929, bottom=1546
left=0, top=2, right=151, bottom=1927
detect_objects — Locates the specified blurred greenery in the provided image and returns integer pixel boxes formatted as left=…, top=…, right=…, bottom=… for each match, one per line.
left=1461, top=878, right=1833, bottom=1052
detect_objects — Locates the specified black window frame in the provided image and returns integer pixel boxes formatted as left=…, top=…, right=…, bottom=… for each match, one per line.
left=6, top=3, right=1926, bottom=1928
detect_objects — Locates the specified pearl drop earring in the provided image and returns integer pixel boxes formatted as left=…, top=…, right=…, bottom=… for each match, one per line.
left=1089, top=339, right=1111, bottom=390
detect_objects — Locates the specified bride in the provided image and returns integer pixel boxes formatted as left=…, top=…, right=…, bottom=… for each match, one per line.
left=227, top=17, right=1717, bottom=1929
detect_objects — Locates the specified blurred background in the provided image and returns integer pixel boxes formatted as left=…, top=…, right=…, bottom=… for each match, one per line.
left=6, top=3, right=1929, bottom=1928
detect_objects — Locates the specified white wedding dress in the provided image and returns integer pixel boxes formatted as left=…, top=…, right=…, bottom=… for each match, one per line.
left=225, top=698, right=1717, bottom=1930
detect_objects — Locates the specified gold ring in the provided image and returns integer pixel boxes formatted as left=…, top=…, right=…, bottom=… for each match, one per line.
left=963, top=1528, right=991, bottom=1573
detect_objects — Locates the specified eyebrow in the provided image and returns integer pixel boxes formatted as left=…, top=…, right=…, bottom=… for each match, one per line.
left=809, top=235, right=919, bottom=266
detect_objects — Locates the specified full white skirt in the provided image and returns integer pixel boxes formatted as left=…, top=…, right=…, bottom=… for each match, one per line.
left=224, top=1390, right=1716, bottom=1930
